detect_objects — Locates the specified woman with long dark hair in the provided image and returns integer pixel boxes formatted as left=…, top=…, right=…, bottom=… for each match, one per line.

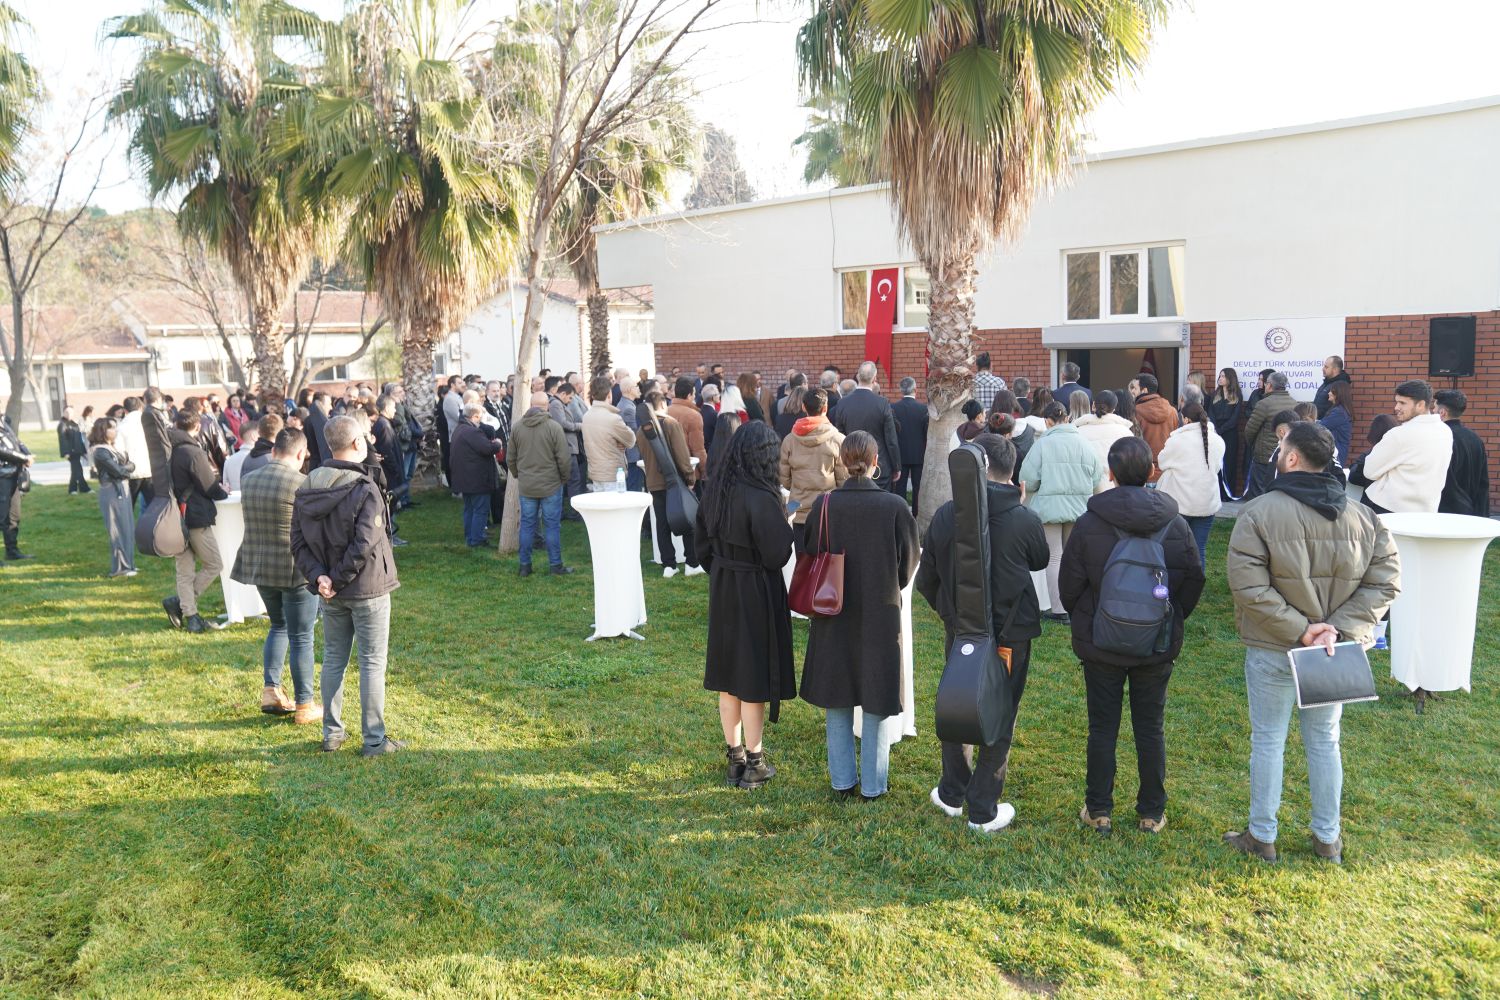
left=87, top=417, right=136, bottom=577
left=800, top=431, right=919, bottom=800
left=695, top=421, right=796, bottom=789
left=1318, top=383, right=1352, bottom=465
left=705, top=410, right=742, bottom=479
left=1156, top=401, right=1225, bottom=567
left=735, top=372, right=764, bottom=423
left=1210, top=368, right=1243, bottom=498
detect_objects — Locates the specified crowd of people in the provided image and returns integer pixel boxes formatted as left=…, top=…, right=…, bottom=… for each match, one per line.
left=1, top=347, right=1490, bottom=860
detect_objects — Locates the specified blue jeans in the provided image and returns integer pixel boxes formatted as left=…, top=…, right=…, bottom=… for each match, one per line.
left=519, top=488, right=563, bottom=568
left=321, top=593, right=391, bottom=748
left=825, top=707, right=892, bottom=797
left=403, top=445, right=417, bottom=484
left=461, top=493, right=490, bottom=546
left=1245, top=646, right=1343, bottom=845
left=1185, top=515, right=1214, bottom=569
left=626, top=463, right=646, bottom=493
left=257, top=585, right=319, bottom=704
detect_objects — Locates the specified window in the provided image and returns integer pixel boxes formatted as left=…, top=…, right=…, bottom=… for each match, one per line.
left=617, top=317, right=652, bottom=346
left=310, top=358, right=349, bottom=382
left=433, top=352, right=448, bottom=376
left=83, top=361, right=148, bottom=391
left=838, top=266, right=930, bottom=331
left=1064, top=243, right=1185, bottom=322
left=181, top=359, right=221, bottom=386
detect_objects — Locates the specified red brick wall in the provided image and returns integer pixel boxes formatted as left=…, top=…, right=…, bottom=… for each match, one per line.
left=1189, top=322, right=1217, bottom=378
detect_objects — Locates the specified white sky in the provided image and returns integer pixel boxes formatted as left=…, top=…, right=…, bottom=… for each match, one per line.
left=20, top=0, right=1500, bottom=213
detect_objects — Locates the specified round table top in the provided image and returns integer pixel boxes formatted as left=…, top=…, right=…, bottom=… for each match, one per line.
left=571, top=491, right=653, bottom=512
left=1378, top=511, right=1500, bottom=541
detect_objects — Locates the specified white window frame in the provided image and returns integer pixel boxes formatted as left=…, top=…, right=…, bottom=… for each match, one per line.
left=309, top=358, right=350, bottom=382
left=834, top=264, right=928, bottom=334
left=1061, top=241, right=1186, bottom=324
left=181, top=359, right=222, bottom=386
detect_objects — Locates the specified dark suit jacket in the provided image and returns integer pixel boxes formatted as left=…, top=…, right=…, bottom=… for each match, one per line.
left=892, top=396, right=929, bottom=468
left=832, top=387, right=902, bottom=488
left=303, top=407, right=330, bottom=469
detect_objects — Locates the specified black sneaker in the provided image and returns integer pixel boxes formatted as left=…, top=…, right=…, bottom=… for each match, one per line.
left=738, top=752, right=777, bottom=789
left=361, top=737, right=407, bottom=757
left=725, top=744, right=747, bottom=786
left=518, top=564, right=533, bottom=578
left=321, top=735, right=346, bottom=752
left=1045, top=611, right=1071, bottom=625
left=550, top=565, right=575, bottom=576
left=185, top=614, right=224, bottom=633
left=162, top=596, right=184, bottom=629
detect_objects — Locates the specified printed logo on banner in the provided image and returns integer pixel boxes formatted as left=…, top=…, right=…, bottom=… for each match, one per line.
left=1264, top=327, right=1293, bottom=353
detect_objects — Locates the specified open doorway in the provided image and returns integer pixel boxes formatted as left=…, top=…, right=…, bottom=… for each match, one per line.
left=1057, top=347, right=1178, bottom=399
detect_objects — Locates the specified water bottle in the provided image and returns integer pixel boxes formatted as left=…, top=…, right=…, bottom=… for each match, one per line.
left=616, top=466, right=626, bottom=493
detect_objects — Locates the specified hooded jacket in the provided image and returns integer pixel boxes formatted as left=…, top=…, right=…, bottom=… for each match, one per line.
left=169, top=429, right=229, bottom=529
left=1058, top=485, right=1205, bottom=666
left=290, top=459, right=398, bottom=599
left=779, top=416, right=847, bottom=524
left=240, top=435, right=276, bottom=481
left=1019, top=422, right=1106, bottom=522
left=1227, top=470, right=1400, bottom=652
left=1132, top=392, right=1181, bottom=477
left=508, top=408, right=572, bottom=499
left=915, top=481, right=1050, bottom=645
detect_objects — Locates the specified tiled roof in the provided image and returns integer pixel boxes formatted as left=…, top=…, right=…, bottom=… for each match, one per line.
left=29, top=306, right=147, bottom=359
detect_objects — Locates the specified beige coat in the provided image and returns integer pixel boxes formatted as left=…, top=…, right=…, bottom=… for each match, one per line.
left=780, top=418, right=847, bottom=524
left=637, top=413, right=695, bottom=492
left=1227, top=488, right=1400, bottom=652
left=581, top=400, right=637, bottom=485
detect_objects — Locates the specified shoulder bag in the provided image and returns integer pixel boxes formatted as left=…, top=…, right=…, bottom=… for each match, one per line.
left=641, top=420, right=698, bottom=535
left=788, top=493, right=844, bottom=616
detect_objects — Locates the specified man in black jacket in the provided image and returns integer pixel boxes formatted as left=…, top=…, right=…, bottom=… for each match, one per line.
left=451, top=403, right=503, bottom=546
left=832, top=362, right=902, bottom=491
left=892, top=377, right=928, bottom=511
left=1313, top=356, right=1352, bottom=420
left=1059, top=436, right=1205, bottom=837
left=292, top=414, right=404, bottom=756
left=303, top=392, right=331, bottom=470
left=1435, top=389, right=1490, bottom=518
left=57, top=406, right=90, bottom=494
left=0, top=414, right=34, bottom=560
left=165, top=410, right=229, bottom=633
left=916, top=433, right=1048, bottom=833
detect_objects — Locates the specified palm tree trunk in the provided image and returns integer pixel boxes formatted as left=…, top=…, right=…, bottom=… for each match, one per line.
left=250, top=307, right=286, bottom=414
left=917, top=254, right=979, bottom=530
left=587, top=291, right=610, bottom=374
left=400, top=325, right=440, bottom=484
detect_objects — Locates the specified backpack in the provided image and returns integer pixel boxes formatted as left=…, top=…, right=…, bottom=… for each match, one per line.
left=1092, top=523, right=1174, bottom=657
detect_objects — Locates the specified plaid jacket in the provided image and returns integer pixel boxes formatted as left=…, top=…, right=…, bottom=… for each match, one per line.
left=231, top=460, right=305, bottom=589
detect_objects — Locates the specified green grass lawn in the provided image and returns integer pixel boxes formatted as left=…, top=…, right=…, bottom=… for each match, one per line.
left=1, top=484, right=1497, bottom=999
left=15, top=427, right=59, bottom=458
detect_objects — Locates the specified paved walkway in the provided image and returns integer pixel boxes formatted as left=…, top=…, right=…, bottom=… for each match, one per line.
left=27, top=460, right=72, bottom=487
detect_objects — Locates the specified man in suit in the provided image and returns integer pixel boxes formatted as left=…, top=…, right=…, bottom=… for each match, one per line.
left=892, top=377, right=929, bottom=511
left=832, top=361, right=902, bottom=492
left=1052, top=362, right=1092, bottom=412
left=303, top=392, right=331, bottom=470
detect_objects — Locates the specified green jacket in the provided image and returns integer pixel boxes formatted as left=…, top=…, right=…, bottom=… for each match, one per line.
left=1019, top=423, right=1105, bottom=523
left=507, top=408, right=571, bottom=499
left=1227, top=481, right=1400, bottom=652
left=1243, top=390, right=1296, bottom=463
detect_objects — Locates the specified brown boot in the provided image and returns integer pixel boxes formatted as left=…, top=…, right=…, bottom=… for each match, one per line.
left=1079, top=804, right=1112, bottom=837
left=1311, top=834, right=1343, bottom=865
left=1223, top=829, right=1278, bottom=862
left=293, top=702, right=324, bottom=725
left=260, top=685, right=295, bottom=715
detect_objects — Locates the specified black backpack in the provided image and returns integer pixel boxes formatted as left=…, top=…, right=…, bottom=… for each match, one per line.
left=1092, top=524, right=1174, bottom=657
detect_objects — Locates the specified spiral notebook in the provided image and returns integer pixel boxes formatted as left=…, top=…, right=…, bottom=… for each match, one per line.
left=1288, top=641, right=1378, bottom=709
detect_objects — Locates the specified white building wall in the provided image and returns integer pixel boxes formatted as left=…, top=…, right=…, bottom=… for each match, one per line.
left=458, top=291, right=582, bottom=378
left=597, top=99, right=1500, bottom=340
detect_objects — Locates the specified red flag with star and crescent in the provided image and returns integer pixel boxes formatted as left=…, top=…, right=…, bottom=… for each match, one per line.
left=864, top=268, right=900, bottom=374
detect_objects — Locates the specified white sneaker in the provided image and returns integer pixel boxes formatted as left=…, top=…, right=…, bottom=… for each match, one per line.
left=930, top=787, right=963, bottom=818
left=684, top=565, right=705, bottom=577
left=662, top=567, right=678, bottom=578
left=968, top=802, right=1016, bottom=833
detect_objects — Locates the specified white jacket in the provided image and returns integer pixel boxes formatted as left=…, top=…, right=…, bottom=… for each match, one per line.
left=1074, top=413, right=1134, bottom=468
left=114, top=410, right=152, bottom=481
left=1156, top=422, right=1226, bottom=517
left=1364, top=412, right=1452, bottom=513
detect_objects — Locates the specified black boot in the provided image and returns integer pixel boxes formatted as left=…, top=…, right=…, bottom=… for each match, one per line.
left=3, top=529, right=30, bottom=560
left=738, top=750, right=777, bottom=789
left=725, top=744, right=746, bottom=786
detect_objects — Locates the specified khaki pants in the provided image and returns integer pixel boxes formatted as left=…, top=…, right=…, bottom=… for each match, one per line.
left=174, top=525, right=223, bottom=617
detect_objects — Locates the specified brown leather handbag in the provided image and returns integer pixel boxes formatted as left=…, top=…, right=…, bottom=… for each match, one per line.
left=788, top=493, right=844, bottom=616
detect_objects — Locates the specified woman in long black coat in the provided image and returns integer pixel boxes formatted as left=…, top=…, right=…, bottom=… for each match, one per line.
left=1210, top=367, right=1243, bottom=499
left=800, top=430, right=920, bottom=801
left=694, top=421, right=795, bottom=790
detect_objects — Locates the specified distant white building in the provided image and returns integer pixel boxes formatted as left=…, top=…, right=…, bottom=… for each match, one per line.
left=449, top=280, right=655, bottom=380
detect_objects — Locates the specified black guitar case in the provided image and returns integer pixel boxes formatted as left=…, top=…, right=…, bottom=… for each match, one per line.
left=135, top=406, right=188, bottom=558
left=642, top=420, right=698, bottom=535
left=933, top=443, right=1014, bottom=746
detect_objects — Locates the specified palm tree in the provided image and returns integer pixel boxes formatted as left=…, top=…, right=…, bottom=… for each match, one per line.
left=798, top=0, right=1167, bottom=522
left=108, top=0, right=336, bottom=414
left=559, top=124, right=692, bottom=376
left=0, top=2, right=37, bottom=195
left=793, top=74, right=879, bottom=188
left=288, top=0, right=522, bottom=463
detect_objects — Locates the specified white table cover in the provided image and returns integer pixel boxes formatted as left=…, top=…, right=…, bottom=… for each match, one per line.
left=213, top=493, right=266, bottom=623
left=1031, top=569, right=1051, bottom=613
left=572, top=491, right=652, bottom=640
left=1379, top=512, right=1500, bottom=692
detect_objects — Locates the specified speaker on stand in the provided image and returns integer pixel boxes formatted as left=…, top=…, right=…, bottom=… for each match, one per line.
left=1429, top=316, right=1476, bottom=389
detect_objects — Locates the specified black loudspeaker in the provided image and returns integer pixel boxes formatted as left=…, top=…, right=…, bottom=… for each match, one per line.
left=1429, top=316, right=1476, bottom=378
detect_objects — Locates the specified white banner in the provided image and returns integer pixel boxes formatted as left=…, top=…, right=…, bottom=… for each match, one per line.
left=1214, top=317, right=1346, bottom=399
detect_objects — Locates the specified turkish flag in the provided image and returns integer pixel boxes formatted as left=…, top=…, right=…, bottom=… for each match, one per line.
left=1140, top=348, right=1158, bottom=377
left=864, top=267, right=899, bottom=375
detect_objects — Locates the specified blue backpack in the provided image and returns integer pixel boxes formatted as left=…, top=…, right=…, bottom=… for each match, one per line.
left=1092, top=524, right=1174, bottom=657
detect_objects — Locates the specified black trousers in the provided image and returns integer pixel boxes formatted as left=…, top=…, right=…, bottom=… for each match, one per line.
left=897, top=463, right=923, bottom=511
left=68, top=455, right=90, bottom=493
left=650, top=489, right=697, bottom=568
left=0, top=474, right=21, bottom=550
left=938, top=638, right=1031, bottom=824
left=1082, top=658, right=1173, bottom=820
